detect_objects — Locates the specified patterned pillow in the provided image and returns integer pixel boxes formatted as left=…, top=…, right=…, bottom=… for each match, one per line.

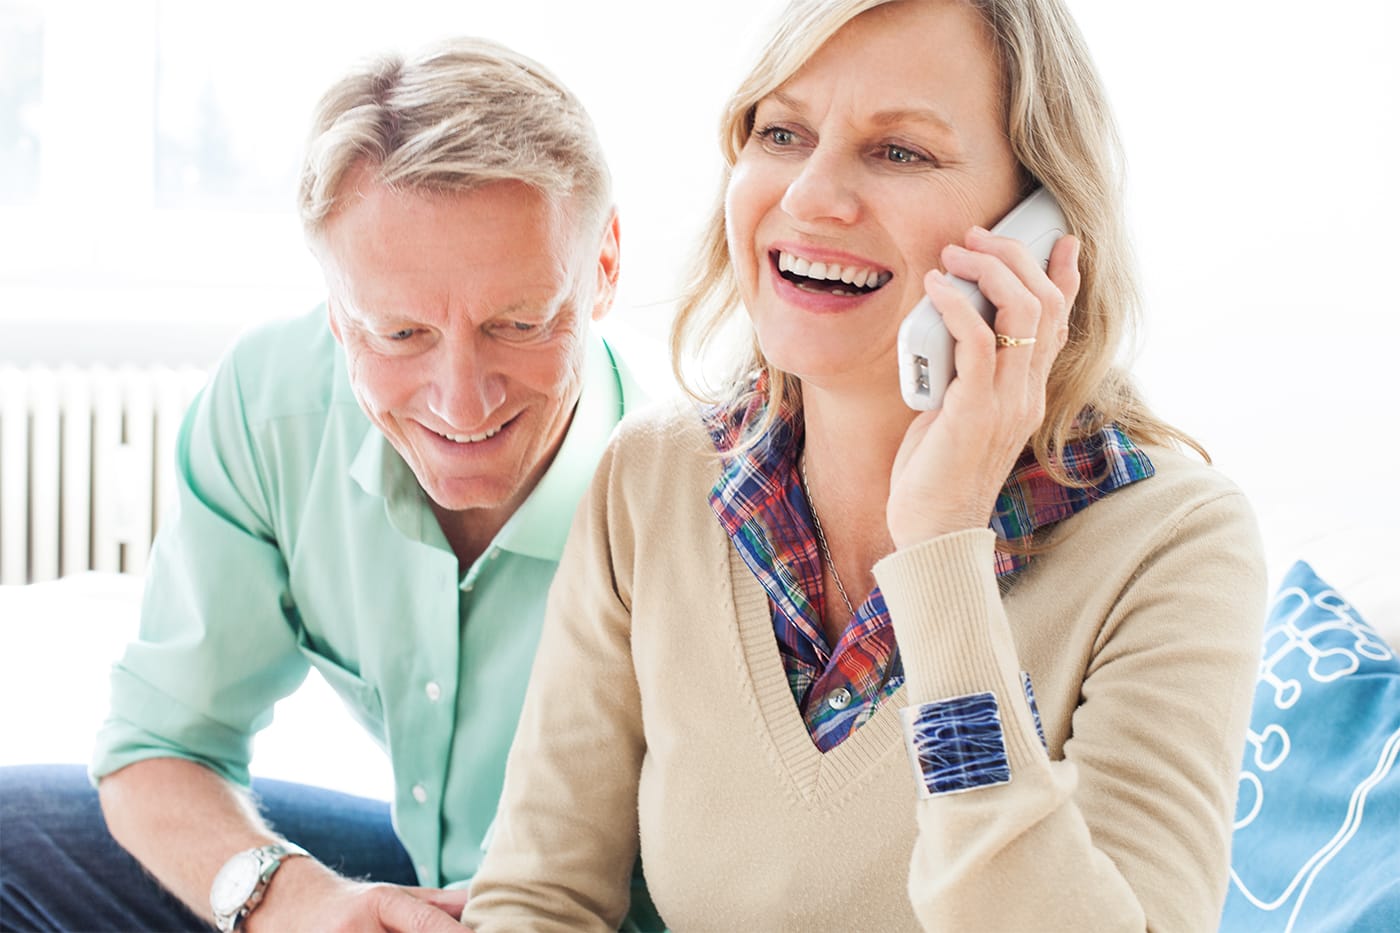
left=1220, top=560, right=1400, bottom=932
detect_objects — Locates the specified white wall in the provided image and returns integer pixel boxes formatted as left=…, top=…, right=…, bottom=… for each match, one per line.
left=1074, top=0, right=1399, bottom=601
left=3, top=0, right=1397, bottom=596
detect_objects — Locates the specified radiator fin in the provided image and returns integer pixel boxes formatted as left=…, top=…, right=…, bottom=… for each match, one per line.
left=0, top=365, right=206, bottom=584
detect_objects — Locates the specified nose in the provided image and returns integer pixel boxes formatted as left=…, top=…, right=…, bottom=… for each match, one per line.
left=779, top=147, right=861, bottom=225
left=426, top=335, right=506, bottom=429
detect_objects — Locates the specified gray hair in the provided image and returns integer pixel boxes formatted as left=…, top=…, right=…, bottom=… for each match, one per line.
left=299, top=36, right=611, bottom=237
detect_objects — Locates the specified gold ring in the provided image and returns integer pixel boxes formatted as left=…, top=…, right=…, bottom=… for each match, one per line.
left=995, top=334, right=1037, bottom=348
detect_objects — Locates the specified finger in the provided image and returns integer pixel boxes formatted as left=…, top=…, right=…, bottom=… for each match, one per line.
left=962, top=227, right=1079, bottom=393
left=1027, top=235, right=1080, bottom=387
left=938, top=246, right=1040, bottom=412
left=923, top=269, right=998, bottom=398
left=938, top=241, right=1042, bottom=401
left=939, top=240, right=1042, bottom=342
left=403, top=884, right=471, bottom=901
left=1043, top=234, right=1081, bottom=349
left=378, top=888, right=466, bottom=933
left=417, top=887, right=471, bottom=916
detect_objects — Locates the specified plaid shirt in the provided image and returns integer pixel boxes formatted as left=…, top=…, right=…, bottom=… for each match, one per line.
left=705, top=395, right=1154, bottom=752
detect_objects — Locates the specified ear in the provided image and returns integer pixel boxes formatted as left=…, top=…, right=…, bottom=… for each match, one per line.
left=590, top=208, right=621, bottom=323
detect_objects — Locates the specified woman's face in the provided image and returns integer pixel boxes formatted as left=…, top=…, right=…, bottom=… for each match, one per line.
left=726, top=0, right=1024, bottom=399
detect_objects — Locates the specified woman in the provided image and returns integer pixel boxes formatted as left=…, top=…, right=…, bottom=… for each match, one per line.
left=462, top=0, right=1265, bottom=930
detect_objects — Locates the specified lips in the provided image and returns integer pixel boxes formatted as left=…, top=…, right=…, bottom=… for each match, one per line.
left=771, top=249, right=892, bottom=297
left=423, top=414, right=513, bottom=446
left=434, top=425, right=501, bottom=444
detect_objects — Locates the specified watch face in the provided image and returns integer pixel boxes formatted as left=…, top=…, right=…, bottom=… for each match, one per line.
left=210, top=851, right=262, bottom=914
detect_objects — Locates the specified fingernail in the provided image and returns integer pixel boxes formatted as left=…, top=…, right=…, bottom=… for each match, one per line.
left=970, top=225, right=991, bottom=237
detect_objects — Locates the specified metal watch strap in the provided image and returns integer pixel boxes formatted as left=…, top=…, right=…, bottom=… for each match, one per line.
left=211, top=841, right=310, bottom=932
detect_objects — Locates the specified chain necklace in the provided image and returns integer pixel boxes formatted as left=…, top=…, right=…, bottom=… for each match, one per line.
left=799, top=452, right=901, bottom=704
left=799, top=454, right=856, bottom=621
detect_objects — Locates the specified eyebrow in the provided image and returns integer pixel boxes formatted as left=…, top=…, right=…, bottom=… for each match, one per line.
left=765, top=90, right=959, bottom=138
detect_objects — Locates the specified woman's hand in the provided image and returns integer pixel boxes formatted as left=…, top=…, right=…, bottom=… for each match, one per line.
left=887, top=225, right=1081, bottom=550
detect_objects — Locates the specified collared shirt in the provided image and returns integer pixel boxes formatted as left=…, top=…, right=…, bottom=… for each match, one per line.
left=92, top=307, right=643, bottom=889
left=706, top=394, right=1154, bottom=752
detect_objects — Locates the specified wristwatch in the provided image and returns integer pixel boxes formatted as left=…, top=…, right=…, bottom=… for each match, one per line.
left=209, top=841, right=309, bottom=932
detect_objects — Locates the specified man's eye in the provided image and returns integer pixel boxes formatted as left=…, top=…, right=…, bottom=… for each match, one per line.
left=884, top=145, right=923, bottom=164
left=386, top=328, right=416, bottom=341
left=493, top=320, right=543, bottom=342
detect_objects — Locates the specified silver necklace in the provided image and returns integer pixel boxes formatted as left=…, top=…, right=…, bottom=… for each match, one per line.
left=799, top=452, right=901, bottom=703
left=799, top=454, right=856, bottom=621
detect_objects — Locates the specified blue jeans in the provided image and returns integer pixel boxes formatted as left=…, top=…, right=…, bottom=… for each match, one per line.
left=0, top=764, right=416, bottom=932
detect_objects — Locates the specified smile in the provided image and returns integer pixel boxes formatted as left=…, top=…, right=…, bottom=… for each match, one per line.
left=773, top=250, right=892, bottom=297
left=433, top=425, right=502, bottom=444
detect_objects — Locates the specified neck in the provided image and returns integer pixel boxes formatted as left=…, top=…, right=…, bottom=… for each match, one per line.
left=798, top=380, right=912, bottom=644
left=431, top=501, right=513, bottom=573
left=800, top=380, right=913, bottom=499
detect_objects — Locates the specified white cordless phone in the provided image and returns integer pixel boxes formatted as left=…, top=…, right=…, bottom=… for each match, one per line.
left=896, top=187, right=1068, bottom=410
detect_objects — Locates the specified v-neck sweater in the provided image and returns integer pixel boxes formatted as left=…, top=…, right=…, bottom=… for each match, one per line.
left=463, top=399, right=1266, bottom=933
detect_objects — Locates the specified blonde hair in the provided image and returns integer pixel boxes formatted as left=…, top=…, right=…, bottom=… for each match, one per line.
left=298, top=36, right=611, bottom=238
left=671, top=0, right=1203, bottom=477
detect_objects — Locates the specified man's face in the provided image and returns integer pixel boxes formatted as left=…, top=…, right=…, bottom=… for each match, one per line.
left=316, top=169, right=618, bottom=522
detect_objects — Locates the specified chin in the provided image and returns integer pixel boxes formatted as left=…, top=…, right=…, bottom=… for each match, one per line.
left=418, top=474, right=517, bottom=513
left=440, top=490, right=515, bottom=514
left=760, top=337, right=856, bottom=384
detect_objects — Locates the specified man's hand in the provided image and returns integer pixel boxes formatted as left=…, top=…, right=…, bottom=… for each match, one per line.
left=248, top=856, right=471, bottom=932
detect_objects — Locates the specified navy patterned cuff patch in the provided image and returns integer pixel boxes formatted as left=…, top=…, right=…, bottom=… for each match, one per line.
left=1021, top=671, right=1048, bottom=751
left=900, top=692, right=1011, bottom=797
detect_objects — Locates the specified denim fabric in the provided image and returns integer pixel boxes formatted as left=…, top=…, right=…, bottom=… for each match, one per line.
left=0, top=764, right=414, bottom=932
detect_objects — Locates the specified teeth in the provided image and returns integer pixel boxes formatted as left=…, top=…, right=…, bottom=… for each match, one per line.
left=775, top=250, right=889, bottom=290
left=440, top=426, right=501, bottom=444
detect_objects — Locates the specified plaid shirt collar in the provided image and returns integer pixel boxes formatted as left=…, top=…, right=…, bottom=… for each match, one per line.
left=706, top=395, right=1155, bottom=573
left=704, top=389, right=1154, bottom=751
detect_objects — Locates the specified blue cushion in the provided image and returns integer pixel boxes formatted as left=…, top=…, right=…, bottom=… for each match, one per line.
left=1221, top=560, right=1400, bottom=932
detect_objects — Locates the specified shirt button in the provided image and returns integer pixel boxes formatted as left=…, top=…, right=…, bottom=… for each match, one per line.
left=488, top=549, right=500, bottom=561
left=826, top=687, right=853, bottom=711
left=424, top=681, right=441, bottom=702
left=411, top=783, right=428, bottom=804
left=463, top=582, right=474, bottom=593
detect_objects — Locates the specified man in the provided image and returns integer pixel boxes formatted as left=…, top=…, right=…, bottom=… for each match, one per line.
left=0, top=37, right=658, bottom=932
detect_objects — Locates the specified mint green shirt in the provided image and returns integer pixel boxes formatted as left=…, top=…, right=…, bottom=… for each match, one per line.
left=91, top=307, right=644, bottom=888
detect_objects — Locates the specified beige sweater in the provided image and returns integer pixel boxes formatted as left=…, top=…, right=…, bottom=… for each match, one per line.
left=463, top=402, right=1266, bottom=932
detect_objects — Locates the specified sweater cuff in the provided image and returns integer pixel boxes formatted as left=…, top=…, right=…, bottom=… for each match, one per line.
left=874, top=528, right=1044, bottom=770
left=874, top=528, right=1005, bottom=696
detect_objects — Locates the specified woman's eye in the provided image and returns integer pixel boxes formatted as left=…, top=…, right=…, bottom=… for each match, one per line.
left=756, top=125, right=799, bottom=148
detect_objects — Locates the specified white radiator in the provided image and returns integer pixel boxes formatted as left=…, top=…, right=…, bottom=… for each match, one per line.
left=0, top=365, right=207, bottom=584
